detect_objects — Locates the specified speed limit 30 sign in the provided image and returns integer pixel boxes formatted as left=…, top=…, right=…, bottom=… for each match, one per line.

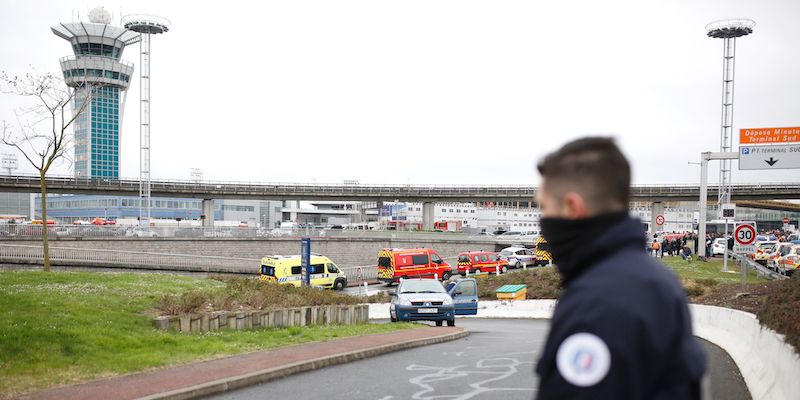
left=733, top=222, right=757, bottom=254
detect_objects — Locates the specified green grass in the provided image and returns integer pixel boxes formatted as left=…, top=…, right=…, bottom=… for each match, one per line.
left=0, top=271, right=417, bottom=399
left=658, top=256, right=769, bottom=284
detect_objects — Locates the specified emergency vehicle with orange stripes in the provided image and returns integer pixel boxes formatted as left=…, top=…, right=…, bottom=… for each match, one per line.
left=376, top=248, right=452, bottom=285
left=457, top=251, right=509, bottom=275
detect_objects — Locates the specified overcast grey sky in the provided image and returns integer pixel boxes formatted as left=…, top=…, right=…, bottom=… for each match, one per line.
left=1, top=0, right=799, bottom=185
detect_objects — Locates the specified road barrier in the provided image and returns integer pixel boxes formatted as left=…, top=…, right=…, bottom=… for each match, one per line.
left=725, top=250, right=787, bottom=280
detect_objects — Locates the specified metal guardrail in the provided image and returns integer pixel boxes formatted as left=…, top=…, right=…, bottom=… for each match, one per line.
left=725, top=250, right=788, bottom=280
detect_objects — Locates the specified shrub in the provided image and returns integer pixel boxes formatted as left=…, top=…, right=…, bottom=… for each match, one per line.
left=152, top=276, right=361, bottom=315
left=474, top=267, right=562, bottom=300
left=758, top=274, right=800, bottom=353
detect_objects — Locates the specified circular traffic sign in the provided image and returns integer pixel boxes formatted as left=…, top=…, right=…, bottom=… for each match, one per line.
left=784, top=217, right=791, bottom=225
left=734, top=224, right=756, bottom=246
left=655, top=215, right=665, bottom=226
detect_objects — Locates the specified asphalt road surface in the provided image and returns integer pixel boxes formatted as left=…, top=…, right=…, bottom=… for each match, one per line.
left=210, top=319, right=749, bottom=400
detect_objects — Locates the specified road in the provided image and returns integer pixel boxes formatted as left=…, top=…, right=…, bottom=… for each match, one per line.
left=209, top=319, right=749, bottom=400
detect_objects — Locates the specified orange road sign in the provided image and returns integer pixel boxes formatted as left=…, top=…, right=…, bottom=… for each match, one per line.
left=740, top=127, right=800, bottom=144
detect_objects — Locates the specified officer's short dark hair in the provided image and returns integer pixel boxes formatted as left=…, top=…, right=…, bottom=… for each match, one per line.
left=537, top=137, right=630, bottom=212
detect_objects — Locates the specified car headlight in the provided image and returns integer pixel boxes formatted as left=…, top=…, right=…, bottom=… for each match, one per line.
left=442, top=298, right=453, bottom=305
left=400, top=298, right=411, bottom=306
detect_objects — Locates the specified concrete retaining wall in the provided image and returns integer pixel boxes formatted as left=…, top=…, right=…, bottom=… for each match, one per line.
left=155, top=304, right=369, bottom=333
left=0, top=238, right=495, bottom=268
left=690, top=304, right=800, bottom=400
left=368, top=300, right=800, bottom=400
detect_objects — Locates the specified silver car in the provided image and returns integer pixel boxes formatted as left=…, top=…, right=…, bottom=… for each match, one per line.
left=499, top=246, right=537, bottom=269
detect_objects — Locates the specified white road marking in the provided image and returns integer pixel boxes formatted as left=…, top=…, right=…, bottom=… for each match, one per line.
left=406, top=353, right=537, bottom=400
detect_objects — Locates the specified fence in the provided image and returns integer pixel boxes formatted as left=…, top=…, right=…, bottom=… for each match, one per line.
left=0, top=244, right=470, bottom=288
left=0, top=224, right=499, bottom=242
left=0, top=243, right=384, bottom=285
left=0, top=243, right=258, bottom=274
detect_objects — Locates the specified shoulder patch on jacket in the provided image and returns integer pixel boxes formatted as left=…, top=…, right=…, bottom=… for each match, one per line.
left=556, top=332, right=611, bottom=387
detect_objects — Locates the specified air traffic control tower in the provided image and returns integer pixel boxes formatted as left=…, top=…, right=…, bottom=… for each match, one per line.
left=51, top=7, right=140, bottom=179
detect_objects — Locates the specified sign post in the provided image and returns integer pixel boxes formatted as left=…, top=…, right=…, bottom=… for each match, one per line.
left=734, top=221, right=757, bottom=289
left=721, top=204, right=736, bottom=272
left=300, top=237, right=311, bottom=287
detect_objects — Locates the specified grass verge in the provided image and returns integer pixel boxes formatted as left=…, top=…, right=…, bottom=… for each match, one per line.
left=0, top=271, right=417, bottom=399
left=659, top=255, right=768, bottom=285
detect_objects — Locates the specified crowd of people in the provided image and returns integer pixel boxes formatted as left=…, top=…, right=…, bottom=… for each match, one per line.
left=650, top=231, right=699, bottom=261
left=650, top=228, right=798, bottom=262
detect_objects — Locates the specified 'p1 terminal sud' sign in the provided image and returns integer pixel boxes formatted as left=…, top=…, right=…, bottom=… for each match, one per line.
left=739, top=144, right=800, bottom=170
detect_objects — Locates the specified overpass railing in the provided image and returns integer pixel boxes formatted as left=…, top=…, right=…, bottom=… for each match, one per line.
left=0, top=174, right=797, bottom=197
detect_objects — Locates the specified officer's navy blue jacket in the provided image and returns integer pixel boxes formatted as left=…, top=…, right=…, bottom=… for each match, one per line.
left=536, top=216, right=707, bottom=399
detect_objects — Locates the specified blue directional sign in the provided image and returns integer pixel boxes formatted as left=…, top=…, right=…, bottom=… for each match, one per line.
left=300, top=237, right=311, bottom=287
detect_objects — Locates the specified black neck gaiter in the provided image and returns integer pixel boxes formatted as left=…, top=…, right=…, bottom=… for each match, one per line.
left=540, top=211, right=629, bottom=285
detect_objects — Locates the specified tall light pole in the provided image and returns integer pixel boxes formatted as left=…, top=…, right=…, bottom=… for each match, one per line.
left=705, top=19, right=755, bottom=209
left=122, top=14, right=170, bottom=227
left=701, top=19, right=754, bottom=266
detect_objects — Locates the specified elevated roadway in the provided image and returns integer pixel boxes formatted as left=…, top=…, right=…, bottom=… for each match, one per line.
left=1, top=175, right=798, bottom=202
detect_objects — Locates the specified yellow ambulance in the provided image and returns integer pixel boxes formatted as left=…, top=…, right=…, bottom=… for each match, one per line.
left=259, top=254, right=348, bottom=290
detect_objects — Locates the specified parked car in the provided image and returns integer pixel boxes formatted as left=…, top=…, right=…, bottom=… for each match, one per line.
left=768, top=244, right=800, bottom=275
left=259, top=254, right=347, bottom=290
left=54, top=227, right=73, bottom=237
left=376, top=248, right=452, bottom=284
left=457, top=251, right=509, bottom=275
left=499, top=246, right=537, bottom=268
left=126, top=227, right=158, bottom=238
left=752, top=241, right=778, bottom=266
left=711, top=238, right=728, bottom=256
left=389, top=278, right=478, bottom=326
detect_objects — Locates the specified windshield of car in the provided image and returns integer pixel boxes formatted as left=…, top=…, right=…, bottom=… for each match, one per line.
left=458, top=255, right=470, bottom=263
left=758, top=243, right=777, bottom=251
left=261, top=265, right=275, bottom=276
left=399, top=280, right=446, bottom=294
left=500, top=250, right=514, bottom=257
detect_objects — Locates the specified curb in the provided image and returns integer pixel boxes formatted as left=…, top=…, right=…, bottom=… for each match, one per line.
left=138, top=328, right=469, bottom=400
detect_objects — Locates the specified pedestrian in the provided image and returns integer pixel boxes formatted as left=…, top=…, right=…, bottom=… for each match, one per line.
left=681, top=245, right=693, bottom=262
left=534, top=137, right=705, bottom=399
left=651, top=237, right=661, bottom=257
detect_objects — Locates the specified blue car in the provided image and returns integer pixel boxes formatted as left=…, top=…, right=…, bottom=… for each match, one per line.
left=390, top=278, right=478, bottom=326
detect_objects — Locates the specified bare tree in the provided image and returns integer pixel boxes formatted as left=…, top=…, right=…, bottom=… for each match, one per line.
left=0, top=71, right=92, bottom=272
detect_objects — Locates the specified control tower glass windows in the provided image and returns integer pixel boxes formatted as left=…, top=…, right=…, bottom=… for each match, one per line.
left=74, top=85, right=120, bottom=179
left=72, top=43, right=122, bottom=59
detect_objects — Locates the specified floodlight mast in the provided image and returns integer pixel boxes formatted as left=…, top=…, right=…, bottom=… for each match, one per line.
left=122, top=14, right=170, bottom=227
left=705, top=19, right=755, bottom=210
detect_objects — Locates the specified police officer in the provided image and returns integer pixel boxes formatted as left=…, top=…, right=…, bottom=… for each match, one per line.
left=534, top=138, right=706, bottom=399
